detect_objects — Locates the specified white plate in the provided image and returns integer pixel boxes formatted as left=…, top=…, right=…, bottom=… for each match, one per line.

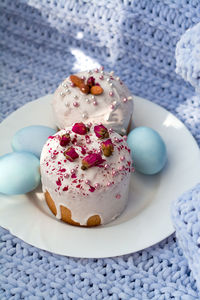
left=0, top=95, right=200, bottom=258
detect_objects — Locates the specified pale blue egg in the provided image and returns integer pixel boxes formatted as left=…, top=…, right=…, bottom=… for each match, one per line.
left=0, top=152, right=41, bottom=195
left=12, top=125, right=56, bottom=158
left=127, top=126, right=167, bottom=175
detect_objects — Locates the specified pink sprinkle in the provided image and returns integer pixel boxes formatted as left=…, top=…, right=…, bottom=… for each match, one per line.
left=119, top=166, right=124, bottom=171
left=71, top=169, right=76, bottom=174
left=85, top=180, right=90, bottom=185
left=99, top=75, right=104, bottom=80
left=104, top=164, right=109, bottom=169
left=94, top=183, right=100, bottom=189
left=95, top=68, right=99, bottom=73
left=123, top=135, right=127, bottom=141
left=112, top=170, right=118, bottom=176
left=110, top=104, right=115, bottom=110
left=108, top=128, right=113, bottom=133
left=116, top=194, right=121, bottom=199
left=120, top=156, right=125, bottom=161
left=131, top=167, right=135, bottom=173
left=107, top=182, right=112, bottom=187
left=73, top=102, right=79, bottom=107
left=70, top=82, right=75, bottom=87
left=87, top=122, right=92, bottom=128
left=100, top=66, right=104, bottom=71
left=64, top=174, right=69, bottom=178
left=114, top=137, right=120, bottom=143
left=123, top=97, right=127, bottom=103
left=93, top=100, right=97, bottom=106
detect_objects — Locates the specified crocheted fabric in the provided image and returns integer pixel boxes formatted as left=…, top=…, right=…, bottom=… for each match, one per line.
left=172, top=184, right=200, bottom=293
left=1, top=0, right=200, bottom=299
left=176, top=22, right=200, bottom=92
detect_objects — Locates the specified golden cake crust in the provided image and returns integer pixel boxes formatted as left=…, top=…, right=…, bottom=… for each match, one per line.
left=45, top=191, right=101, bottom=227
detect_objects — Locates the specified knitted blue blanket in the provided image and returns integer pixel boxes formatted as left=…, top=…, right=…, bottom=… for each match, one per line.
left=1, top=1, right=200, bottom=299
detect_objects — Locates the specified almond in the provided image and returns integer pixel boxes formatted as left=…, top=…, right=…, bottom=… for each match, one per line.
left=91, top=85, right=104, bottom=95
left=79, top=82, right=90, bottom=94
left=70, top=75, right=84, bottom=87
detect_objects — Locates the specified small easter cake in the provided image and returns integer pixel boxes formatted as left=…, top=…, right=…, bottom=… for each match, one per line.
left=40, top=122, right=132, bottom=226
left=52, top=68, right=133, bottom=135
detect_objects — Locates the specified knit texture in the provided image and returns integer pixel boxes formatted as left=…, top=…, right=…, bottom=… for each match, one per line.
left=1, top=0, right=200, bottom=299
left=172, top=184, right=200, bottom=293
left=176, top=22, right=200, bottom=93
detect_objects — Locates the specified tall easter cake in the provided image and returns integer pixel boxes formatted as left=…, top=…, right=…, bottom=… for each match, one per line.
left=40, top=122, right=132, bottom=226
left=52, top=68, right=133, bottom=135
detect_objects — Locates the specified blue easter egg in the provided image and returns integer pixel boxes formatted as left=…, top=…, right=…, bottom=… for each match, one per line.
left=127, top=126, right=167, bottom=175
left=0, top=152, right=41, bottom=195
left=12, top=125, right=56, bottom=158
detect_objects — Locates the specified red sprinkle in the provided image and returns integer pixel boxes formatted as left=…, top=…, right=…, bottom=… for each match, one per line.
left=56, top=178, right=62, bottom=186
left=63, top=186, right=68, bottom=191
left=59, top=168, right=66, bottom=172
left=89, top=186, right=95, bottom=192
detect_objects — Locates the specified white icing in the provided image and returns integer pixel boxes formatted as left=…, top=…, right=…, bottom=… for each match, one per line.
left=40, top=124, right=132, bottom=225
left=52, top=70, right=133, bottom=135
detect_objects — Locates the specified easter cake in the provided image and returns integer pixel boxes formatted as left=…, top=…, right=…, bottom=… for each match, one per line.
left=40, top=122, right=132, bottom=226
left=52, top=68, right=133, bottom=136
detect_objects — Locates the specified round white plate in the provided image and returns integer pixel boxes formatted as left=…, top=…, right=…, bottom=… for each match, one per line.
left=0, top=95, right=200, bottom=258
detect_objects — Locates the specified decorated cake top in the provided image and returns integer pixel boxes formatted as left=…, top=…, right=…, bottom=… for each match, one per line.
left=52, top=68, right=133, bottom=135
left=40, top=122, right=133, bottom=197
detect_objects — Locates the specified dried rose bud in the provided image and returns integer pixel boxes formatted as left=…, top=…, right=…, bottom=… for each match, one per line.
left=81, top=153, right=104, bottom=170
left=101, top=139, right=114, bottom=157
left=94, top=125, right=109, bottom=139
left=87, top=76, right=95, bottom=87
left=60, top=133, right=70, bottom=147
left=64, top=146, right=79, bottom=162
left=72, top=123, right=89, bottom=135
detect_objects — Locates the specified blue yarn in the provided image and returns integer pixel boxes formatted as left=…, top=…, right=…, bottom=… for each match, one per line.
left=1, top=0, right=200, bottom=298
left=172, top=184, right=200, bottom=293
left=176, top=22, right=200, bottom=93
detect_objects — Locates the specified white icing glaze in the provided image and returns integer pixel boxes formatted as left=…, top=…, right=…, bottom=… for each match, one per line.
left=40, top=124, right=132, bottom=225
left=52, top=69, right=133, bottom=135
